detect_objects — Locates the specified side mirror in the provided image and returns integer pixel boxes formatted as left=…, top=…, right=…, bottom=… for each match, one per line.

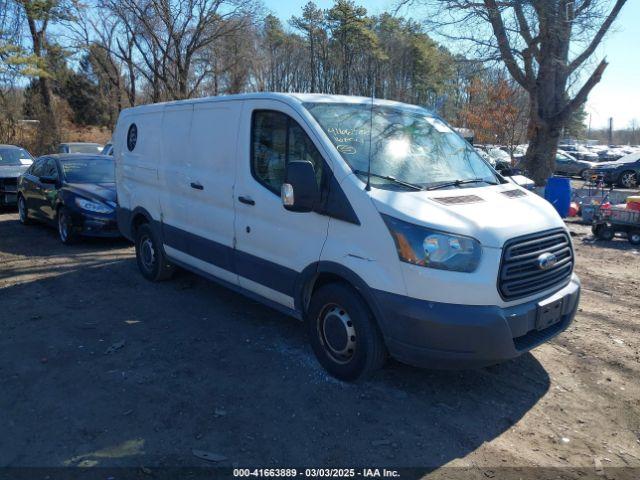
left=499, top=167, right=514, bottom=177
left=281, top=160, right=320, bottom=213
left=39, top=175, right=58, bottom=185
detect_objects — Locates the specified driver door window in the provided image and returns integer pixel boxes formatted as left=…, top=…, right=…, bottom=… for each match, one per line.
left=251, top=110, right=323, bottom=194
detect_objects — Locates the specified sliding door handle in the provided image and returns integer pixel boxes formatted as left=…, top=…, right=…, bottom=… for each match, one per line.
left=190, top=182, right=204, bottom=190
left=238, top=196, right=255, bottom=206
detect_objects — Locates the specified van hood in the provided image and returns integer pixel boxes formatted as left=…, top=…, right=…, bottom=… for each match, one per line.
left=370, top=183, right=565, bottom=248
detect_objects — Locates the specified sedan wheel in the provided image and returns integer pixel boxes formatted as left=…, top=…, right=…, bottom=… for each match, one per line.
left=57, top=208, right=77, bottom=244
left=619, top=171, right=637, bottom=189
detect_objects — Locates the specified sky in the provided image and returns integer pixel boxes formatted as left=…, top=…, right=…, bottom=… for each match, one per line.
left=266, top=0, right=639, bottom=130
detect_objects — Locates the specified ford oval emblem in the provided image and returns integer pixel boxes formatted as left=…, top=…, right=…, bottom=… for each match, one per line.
left=537, top=252, right=558, bottom=270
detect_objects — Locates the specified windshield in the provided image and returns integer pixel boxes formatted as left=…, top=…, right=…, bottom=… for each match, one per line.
left=61, top=158, right=114, bottom=183
left=304, top=103, right=497, bottom=190
left=69, top=144, right=103, bottom=154
left=0, top=148, right=33, bottom=166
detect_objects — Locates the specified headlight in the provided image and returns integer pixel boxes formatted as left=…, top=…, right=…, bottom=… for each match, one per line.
left=382, top=214, right=481, bottom=272
left=75, top=197, right=113, bottom=214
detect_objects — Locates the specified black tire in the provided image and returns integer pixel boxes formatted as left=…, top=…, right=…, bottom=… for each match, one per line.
left=618, top=171, right=637, bottom=189
left=57, top=207, right=78, bottom=244
left=628, top=230, right=640, bottom=246
left=594, top=223, right=615, bottom=241
left=134, top=223, right=175, bottom=281
left=307, top=282, right=387, bottom=382
left=17, top=195, right=32, bottom=225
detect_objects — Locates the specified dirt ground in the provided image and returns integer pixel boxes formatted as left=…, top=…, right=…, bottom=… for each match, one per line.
left=0, top=210, right=639, bottom=477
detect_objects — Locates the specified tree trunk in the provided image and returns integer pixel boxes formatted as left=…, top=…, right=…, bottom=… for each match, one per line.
left=523, top=114, right=561, bottom=186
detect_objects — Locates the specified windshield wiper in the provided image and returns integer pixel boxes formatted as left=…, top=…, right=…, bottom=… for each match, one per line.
left=353, top=169, right=423, bottom=191
left=426, top=178, right=498, bottom=191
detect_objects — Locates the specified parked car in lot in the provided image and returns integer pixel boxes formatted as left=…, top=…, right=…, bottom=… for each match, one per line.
left=17, top=154, right=119, bottom=243
left=0, top=145, right=34, bottom=207
left=114, top=93, right=580, bottom=381
left=554, top=150, right=597, bottom=178
left=584, top=152, right=640, bottom=188
left=558, top=144, right=599, bottom=162
left=57, top=142, right=104, bottom=154
left=475, top=145, right=513, bottom=172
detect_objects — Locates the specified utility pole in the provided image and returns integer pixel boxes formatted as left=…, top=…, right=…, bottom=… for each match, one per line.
left=608, top=117, right=613, bottom=145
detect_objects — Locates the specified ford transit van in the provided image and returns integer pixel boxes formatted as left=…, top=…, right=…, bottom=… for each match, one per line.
left=114, top=93, right=580, bottom=381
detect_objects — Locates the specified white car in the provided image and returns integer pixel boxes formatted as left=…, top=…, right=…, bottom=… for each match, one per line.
left=114, top=93, right=580, bottom=381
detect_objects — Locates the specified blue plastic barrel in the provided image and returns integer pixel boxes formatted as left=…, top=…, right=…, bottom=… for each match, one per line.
left=545, top=177, right=571, bottom=218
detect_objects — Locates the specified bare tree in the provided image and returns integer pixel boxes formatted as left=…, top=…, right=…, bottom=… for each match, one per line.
left=101, top=0, right=258, bottom=101
left=403, top=0, right=628, bottom=184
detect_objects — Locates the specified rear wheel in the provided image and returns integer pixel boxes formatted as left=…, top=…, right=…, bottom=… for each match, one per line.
left=57, top=207, right=78, bottom=244
left=618, top=171, right=637, bottom=189
left=307, top=282, right=386, bottom=382
left=628, top=230, right=640, bottom=246
left=135, top=223, right=175, bottom=281
left=18, top=195, right=32, bottom=225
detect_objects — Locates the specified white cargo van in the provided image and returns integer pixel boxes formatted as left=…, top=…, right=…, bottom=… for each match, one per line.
left=114, top=93, right=580, bottom=381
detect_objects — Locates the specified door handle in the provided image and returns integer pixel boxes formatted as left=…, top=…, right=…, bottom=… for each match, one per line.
left=190, top=182, right=204, bottom=190
left=238, top=196, right=255, bottom=206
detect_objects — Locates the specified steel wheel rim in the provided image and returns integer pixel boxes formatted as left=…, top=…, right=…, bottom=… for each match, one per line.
left=318, top=304, right=356, bottom=364
left=58, top=212, right=68, bottom=241
left=140, top=236, right=156, bottom=271
left=631, top=233, right=640, bottom=243
left=18, top=197, right=26, bottom=222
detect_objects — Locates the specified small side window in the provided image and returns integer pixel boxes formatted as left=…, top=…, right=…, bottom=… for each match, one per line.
left=42, top=159, right=58, bottom=178
left=31, top=158, right=46, bottom=177
left=251, top=110, right=324, bottom=195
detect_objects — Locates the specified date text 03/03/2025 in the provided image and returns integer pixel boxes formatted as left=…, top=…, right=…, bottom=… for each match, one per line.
left=233, top=468, right=400, bottom=477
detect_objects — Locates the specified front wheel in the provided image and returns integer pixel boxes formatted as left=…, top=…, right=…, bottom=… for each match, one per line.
left=307, top=283, right=387, bottom=382
left=135, top=223, right=175, bottom=281
left=58, top=207, right=78, bottom=244
left=618, top=171, right=637, bottom=189
left=18, top=195, right=32, bottom=225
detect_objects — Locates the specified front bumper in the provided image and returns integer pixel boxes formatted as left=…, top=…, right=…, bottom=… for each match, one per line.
left=374, top=274, right=580, bottom=369
left=69, top=209, right=120, bottom=238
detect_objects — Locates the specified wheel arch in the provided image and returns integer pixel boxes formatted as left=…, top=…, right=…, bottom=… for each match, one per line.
left=117, top=206, right=155, bottom=241
left=295, top=261, right=389, bottom=337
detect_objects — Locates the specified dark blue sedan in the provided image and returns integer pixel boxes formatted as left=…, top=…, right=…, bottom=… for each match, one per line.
left=17, top=154, right=119, bottom=244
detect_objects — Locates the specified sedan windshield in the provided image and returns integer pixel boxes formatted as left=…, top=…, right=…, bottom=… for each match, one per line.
left=304, top=103, right=497, bottom=190
left=61, top=158, right=114, bottom=183
left=69, top=144, right=103, bottom=154
left=0, top=148, right=33, bottom=166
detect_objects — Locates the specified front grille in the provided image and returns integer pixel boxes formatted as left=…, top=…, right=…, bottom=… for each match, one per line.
left=0, top=178, right=18, bottom=193
left=499, top=229, right=573, bottom=301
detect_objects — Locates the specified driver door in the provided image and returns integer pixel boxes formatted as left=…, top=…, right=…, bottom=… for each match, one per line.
left=233, top=103, right=330, bottom=309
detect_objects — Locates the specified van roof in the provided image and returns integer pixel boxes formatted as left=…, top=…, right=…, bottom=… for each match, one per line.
left=119, top=92, right=430, bottom=116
